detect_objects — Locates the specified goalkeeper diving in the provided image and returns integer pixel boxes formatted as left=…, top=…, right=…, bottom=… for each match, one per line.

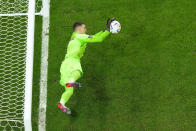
left=57, top=18, right=116, bottom=115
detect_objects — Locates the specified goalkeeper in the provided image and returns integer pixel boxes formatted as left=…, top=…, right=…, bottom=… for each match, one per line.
left=57, top=18, right=115, bottom=115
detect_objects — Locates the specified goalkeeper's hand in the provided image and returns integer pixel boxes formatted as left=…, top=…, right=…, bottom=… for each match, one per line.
left=104, top=18, right=116, bottom=31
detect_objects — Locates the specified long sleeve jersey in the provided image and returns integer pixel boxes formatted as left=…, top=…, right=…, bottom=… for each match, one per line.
left=64, top=30, right=110, bottom=60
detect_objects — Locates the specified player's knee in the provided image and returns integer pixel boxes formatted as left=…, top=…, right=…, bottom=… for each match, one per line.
left=73, top=70, right=82, bottom=76
left=71, top=70, right=82, bottom=80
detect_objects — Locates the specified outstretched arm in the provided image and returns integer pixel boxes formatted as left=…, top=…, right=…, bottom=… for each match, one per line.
left=92, top=31, right=104, bottom=37
left=82, top=30, right=110, bottom=43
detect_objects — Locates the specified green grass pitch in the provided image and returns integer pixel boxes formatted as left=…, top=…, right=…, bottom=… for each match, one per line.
left=32, top=0, right=196, bottom=130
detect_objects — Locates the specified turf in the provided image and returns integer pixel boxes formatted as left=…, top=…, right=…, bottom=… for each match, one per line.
left=34, top=0, right=196, bottom=130
left=32, top=16, right=42, bottom=131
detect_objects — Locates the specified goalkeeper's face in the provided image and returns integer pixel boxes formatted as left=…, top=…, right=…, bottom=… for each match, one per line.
left=78, top=24, right=87, bottom=34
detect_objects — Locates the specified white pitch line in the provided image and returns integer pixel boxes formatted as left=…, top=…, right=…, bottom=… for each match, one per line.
left=38, top=0, right=50, bottom=131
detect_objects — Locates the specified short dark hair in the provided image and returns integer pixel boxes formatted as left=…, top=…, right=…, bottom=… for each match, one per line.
left=73, top=22, right=84, bottom=30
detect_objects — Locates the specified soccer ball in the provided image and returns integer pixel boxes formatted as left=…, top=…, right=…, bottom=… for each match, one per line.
left=110, top=20, right=121, bottom=34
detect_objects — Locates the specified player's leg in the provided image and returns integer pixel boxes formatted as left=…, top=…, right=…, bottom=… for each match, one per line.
left=58, top=69, right=82, bottom=115
left=60, top=70, right=82, bottom=104
left=58, top=58, right=83, bottom=114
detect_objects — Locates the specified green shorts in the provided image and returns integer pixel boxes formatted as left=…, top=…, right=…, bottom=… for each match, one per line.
left=59, top=57, right=83, bottom=86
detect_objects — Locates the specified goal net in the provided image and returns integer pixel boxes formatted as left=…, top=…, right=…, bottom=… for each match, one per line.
left=0, top=0, right=42, bottom=130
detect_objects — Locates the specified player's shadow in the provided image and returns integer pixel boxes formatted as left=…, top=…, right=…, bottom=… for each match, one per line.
left=69, top=41, right=120, bottom=127
left=70, top=54, right=112, bottom=128
left=68, top=99, right=79, bottom=123
left=70, top=109, right=78, bottom=117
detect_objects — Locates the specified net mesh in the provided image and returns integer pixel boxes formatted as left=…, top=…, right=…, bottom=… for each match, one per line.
left=0, top=0, right=42, bottom=130
left=0, top=16, right=27, bottom=131
left=36, top=0, right=43, bottom=13
left=0, top=0, right=42, bottom=14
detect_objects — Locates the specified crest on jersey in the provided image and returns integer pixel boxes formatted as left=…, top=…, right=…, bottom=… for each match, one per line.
left=88, top=36, right=93, bottom=38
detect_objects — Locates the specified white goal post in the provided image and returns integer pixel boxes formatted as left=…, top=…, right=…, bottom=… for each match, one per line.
left=0, top=0, right=49, bottom=130
left=24, top=0, right=35, bottom=130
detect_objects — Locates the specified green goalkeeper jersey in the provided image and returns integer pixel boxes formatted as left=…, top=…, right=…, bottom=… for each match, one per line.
left=65, top=30, right=110, bottom=60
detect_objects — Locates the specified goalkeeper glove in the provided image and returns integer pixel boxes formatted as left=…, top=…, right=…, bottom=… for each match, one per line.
left=104, top=18, right=116, bottom=31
